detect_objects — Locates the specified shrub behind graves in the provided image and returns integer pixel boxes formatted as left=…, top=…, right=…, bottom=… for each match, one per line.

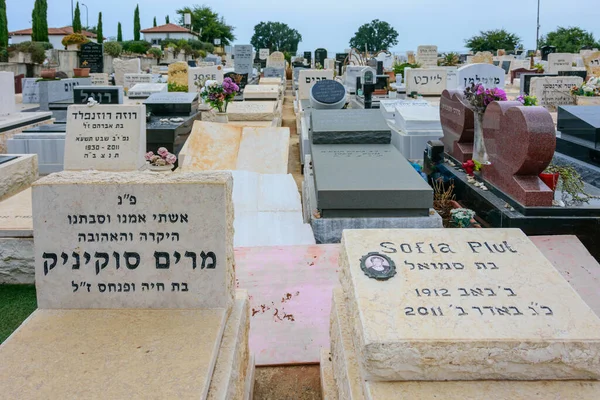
left=122, top=40, right=151, bottom=55
left=8, top=41, right=50, bottom=64
left=147, top=47, right=162, bottom=60
left=61, top=33, right=89, bottom=47
left=103, top=41, right=122, bottom=58
left=392, top=62, right=420, bottom=78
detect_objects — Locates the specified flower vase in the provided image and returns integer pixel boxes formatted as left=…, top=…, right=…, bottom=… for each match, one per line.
left=215, top=112, right=229, bottom=123
left=148, top=164, right=174, bottom=173
left=472, top=112, right=488, bottom=164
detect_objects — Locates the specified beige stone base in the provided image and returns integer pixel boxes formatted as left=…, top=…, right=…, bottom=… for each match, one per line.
left=320, top=348, right=338, bottom=400
left=330, top=288, right=600, bottom=400
left=243, top=354, right=256, bottom=400
left=0, top=117, right=53, bottom=153
left=0, top=308, right=229, bottom=399
left=0, top=154, right=37, bottom=202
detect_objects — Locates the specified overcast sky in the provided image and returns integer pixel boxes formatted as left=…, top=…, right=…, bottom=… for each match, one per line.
left=7, top=0, right=600, bottom=53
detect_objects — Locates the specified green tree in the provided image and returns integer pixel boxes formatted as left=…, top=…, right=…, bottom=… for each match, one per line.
left=349, top=19, right=398, bottom=52
left=0, top=0, right=8, bottom=49
left=465, top=29, right=521, bottom=52
left=96, top=12, right=103, bottom=43
left=250, top=22, right=302, bottom=53
left=72, top=2, right=82, bottom=33
left=117, top=22, right=122, bottom=42
left=166, top=15, right=170, bottom=24
left=38, top=0, right=49, bottom=42
left=153, top=17, right=157, bottom=27
left=133, top=5, right=141, bottom=41
left=176, top=5, right=235, bottom=45
left=539, top=26, right=600, bottom=53
left=31, top=0, right=40, bottom=41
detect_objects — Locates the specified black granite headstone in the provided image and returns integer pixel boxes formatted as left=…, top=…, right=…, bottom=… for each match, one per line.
left=304, top=51, right=312, bottom=66
left=541, top=45, right=557, bottom=61
left=559, top=70, right=588, bottom=80
left=311, top=80, right=346, bottom=104
left=73, top=86, right=123, bottom=104
left=23, top=124, right=67, bottom=133
left=79, top=42, right=104, bottom=73
left=144, top=92, right=199, bottom=116
left=558, top=106, right=600, bottom=149
left=500, top=61, right=511, bottom=74
left=315, top=48, right=327, bottom=67
left=187, top=60, right=197, bottom=67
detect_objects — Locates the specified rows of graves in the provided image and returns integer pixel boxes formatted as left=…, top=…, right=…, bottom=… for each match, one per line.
left=1, top=42, right=600, bottom=398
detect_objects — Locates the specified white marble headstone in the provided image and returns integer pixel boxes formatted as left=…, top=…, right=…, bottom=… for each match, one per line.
left=416, top=45, right=438, bottom=67
left=405, top=68, right=448, bottom=95
left=188, top=65, right=225, bottom=93
left=298, top=70, right=334, bottom=100
left=0, top=71, right=16, bottom=116
left=457, top=63, right=506, bottom=89
left=113, top=58, right=141, bottom=87
left=267, top=51, right=286, bottom=69
left=234, top=45, right=253, bottom=75
left=547, top=53, right=574, bottom=74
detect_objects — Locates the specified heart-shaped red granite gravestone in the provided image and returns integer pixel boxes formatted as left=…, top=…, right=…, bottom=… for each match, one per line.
left=440, top=89, right=475, bottom=162
left=482, top=101, right=556, bottom=206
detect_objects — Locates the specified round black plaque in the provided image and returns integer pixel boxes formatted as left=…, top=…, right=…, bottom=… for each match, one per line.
left=310, top=80, right=346, bottom=105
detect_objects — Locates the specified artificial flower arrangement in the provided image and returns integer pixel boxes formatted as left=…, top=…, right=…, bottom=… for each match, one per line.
left=199, top=77, right=239, bottom=113
left=516, top=94, right=538, bottom=106
left=450, top=208, right=476, bottom=228
left=571, top=77, right=600, bottom=97
left=145, top=147, right=177, bottom=166
left=463, top=83, right=508, bottom=113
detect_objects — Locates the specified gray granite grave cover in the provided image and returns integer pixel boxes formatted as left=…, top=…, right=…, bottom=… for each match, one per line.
left=311, top=143, right=433, bottom=217
left=310, top=109, right=391, bottom=144
left=144, top=92, right=199, bottom=116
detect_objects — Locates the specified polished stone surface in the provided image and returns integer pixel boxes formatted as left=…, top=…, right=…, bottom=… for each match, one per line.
left=178, top=122, right=242, bottom=171
left=310, top=109, right=391, bottom=144
left=439, top=89, right=474, bottom=162
left=558, top=106, right=600, bottom=149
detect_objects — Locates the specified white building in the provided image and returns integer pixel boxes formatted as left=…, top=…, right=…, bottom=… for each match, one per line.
left=140, top=23, right=198, bottom=46
left=9, top=26, right=98, bottom=49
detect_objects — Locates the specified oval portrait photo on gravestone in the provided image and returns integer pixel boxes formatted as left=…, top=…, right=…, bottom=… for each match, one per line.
left=360, top=252, right=397, bottom=281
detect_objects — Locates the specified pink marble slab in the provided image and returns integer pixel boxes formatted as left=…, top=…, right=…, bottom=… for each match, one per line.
left=235, top=236, right=600, bottom=366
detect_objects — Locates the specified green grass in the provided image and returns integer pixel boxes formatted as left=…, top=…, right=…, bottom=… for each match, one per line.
left=0, top=285, right=37, bottom=344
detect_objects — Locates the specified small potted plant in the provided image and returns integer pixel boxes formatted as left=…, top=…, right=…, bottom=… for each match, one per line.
left=61, top=33, right=90, bottom=51
left=541, top=163, right=598, bottom=204
left=533, top=63, right=545, bottom=73
left=74, top=60, right=91, bottom=77
left=145, top=148, right=177, bottom=172
left=199, top=77, right=239, bottom=123
left=516, top=94, right=538, bottom=106
left=450, top=208, right=477, bottom=228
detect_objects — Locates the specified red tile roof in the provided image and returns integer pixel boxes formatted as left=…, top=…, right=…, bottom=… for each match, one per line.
left=140, top=23, right=192, bottom=34
left=9, top=26, right=97, bottom=38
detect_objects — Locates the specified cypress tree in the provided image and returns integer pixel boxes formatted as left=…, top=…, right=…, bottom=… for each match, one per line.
left=153, top=17, right=157, bottom=27
left=133, top=4, right=140, bottom=41
left=31, top=0, right=40, bottom=41
left=165, top=15, right=169, bottom=24
left=117, top=22, right=122, bottom=42
left=38, top=0, right=49, bottom=42
left=97, top=12, right=103, bottom=43
left=0, top=0, right=8, bottom=49
left=72, top=2, right=82, bottom=33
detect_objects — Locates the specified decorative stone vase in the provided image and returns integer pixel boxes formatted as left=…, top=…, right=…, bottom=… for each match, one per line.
left=41, top=69, right=56, bottom=79
left=576, top=96, right=600, bottom=106
left=539, top=172, right=560, bottom=191
left=148, top=164, right=174, bottom=172
left=472, top=111, right=488, bottom=164
left=73, top=68, right=90, bottom=78
left=215, top=112, right=229, bottom=123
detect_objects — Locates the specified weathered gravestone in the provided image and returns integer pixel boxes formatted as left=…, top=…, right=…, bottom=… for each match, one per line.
left=530, top=76, right=583, bottom=110
left=310, top=80, right=346, bottom=110
left=167, top=62, right=189, bottom=91
left=73, top=86, right=124, bottom=105
left=416, top=45, right=438, bottom=67
left=298, top=69, right=334, bottom=100
left=128, top=83, right=168, bottom=99
left=234, top=45, right=254, bottom=76
left=259, top=48, right=269, bottom=60
left=32, top=170, right=234, bottom=309
left=63, top=104, right=146, bottom=171
left=338, top=228, right=600, bottom=381
left=21, top=78, right=39, bottom=104
left=0, top=72, right=15, bottom=116
left=405, top=68, right=448, bottom=95
left=547, top=53, right=574, bottom=74
left=457, top=63, right=505, bottom=89
left=315, top=48, right=327, bottom=67
left=583, top=51, right=600, bottom=78
left=520, top=73, right=558, bottom=95
left=471, top=51, right=494, bottom=64
left=310, top=109, right=390, bottom=144
left=79, top=42, right=104, bottom=73
left=482, top=101, right=555, bottom=206
left=267, top=51, right=286, bottom=69
left=90, top=73, right=109, bottom=86
left=123, top=73, right=153, bottom=92
left=188, top=65, right=224, bottom=93
left=439, top=89, right=474, bottom=162
left=242, top=84, right=279, bottom=100
left=263, top=67, right=285, bottom=78
left=113, top=58, right=141, bottom=88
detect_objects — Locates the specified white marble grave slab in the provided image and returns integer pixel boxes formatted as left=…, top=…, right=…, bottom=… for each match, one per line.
left=299, top=70, right=334, bottom=100
left=128, top=83, right=168, bottom=99
left=243, top=84, right=279, bottom=100
left=236, top=127, right=289, bottom=174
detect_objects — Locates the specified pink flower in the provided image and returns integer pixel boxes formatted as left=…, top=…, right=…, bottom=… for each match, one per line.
left=145, top=151, right=154, bottom=161
left=157, top=147, right=168, bottom=156
left=165, top=153, right=177, bottom=164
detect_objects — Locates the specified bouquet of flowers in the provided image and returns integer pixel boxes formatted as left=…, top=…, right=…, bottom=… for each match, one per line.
left=199, top=78, right=239, bottom=113
left=571, top=77, right=600, bottom=97
left=464, top=83, right=508, bottom=113
left=145, top=147, right=177, bottom=166
left=516, top=94, right=538, bottom=106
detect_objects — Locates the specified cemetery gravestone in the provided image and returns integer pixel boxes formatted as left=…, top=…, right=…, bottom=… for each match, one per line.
left=113, top=58, right=141, bottom=87
left=123, top=73, right=153, bottom=92
left=32, top=170, right=234, bottom=309
left=482, top=101, right=555, bottom=206
left=407, top=51, right=416, bottom=64
left=144, top=93, right=198, bottom=116
left=380, top=99, right=430, bottom=119
left=541, top=45, right=557, bottom=61
left=530, top=76, right=583, bottom=110
left=315, top=48, right=327, bottom=67
left=263, top=67, right=285, bottom=78
left=405, top=68, right=448, bottom=95
left=416, top=45, right=438, bottom=67
left=309, top=80, right=346, bottom=110
left=547, top=53, right=574, bottom=74
left=79, top=42, right=104, bottom=73
left=558, top=70, right=588, bottom=80
left=21, top=78, right=39, bottom=104
left=304, top=51, right=312, bottom=66
left=324, top=59, right=336, bottom=70
left=520, top=73, right=558, bottom=95
left=471, top=51, right=494, bottom=64
left=0, top=72, right=16, bottom=116
left=439, top=89, right=474, bottom=162
left=267, top=51, right=286, bottom=69
left=375, top=52, right=394, bottom=70
left=445, top=67, right=458, bottom=89
left=583, top=51, right=600, bottom=78
left=299, top=69, right=334, bottom=100
left=339, top=228, right=600, bottom=380
left=63, top=104, right=146, bottom=171
left=167, top=62, right=189, bottom=91
left=73, top=86, right=124, bottom=105
left=310, top=109, right=391, bottom=144
left=344, top=66, right=366, bottom=93
left=234, top=45, right=254, bottom=76
left=90, top=73, right=109, bottom=86
left=38, top=78, right=91, bottom=111
left=259, top=48, right=269, bottom=60
left=188, top=65, right=224, bottom=93
left=499, top=60, right=511, bottom=74
left=457, top=64, right=505, bottom=89
left=128, top=83, right=168, bottom=99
